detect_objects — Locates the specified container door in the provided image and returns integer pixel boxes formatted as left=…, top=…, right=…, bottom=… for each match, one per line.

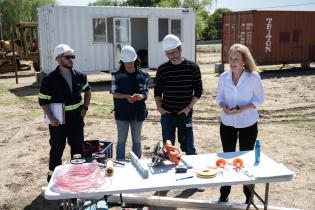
left=113, top=18, right=131, bottom=69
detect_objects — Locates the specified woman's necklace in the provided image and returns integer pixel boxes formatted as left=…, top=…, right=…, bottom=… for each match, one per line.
left=232, top=70, right=244, bottom=86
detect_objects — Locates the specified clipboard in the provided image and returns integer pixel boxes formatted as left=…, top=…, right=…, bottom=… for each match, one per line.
left=44, top=103, right=65, bottom=125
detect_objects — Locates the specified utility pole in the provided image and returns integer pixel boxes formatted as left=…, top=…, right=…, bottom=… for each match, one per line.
left=0, top=13, right=3, bottom=40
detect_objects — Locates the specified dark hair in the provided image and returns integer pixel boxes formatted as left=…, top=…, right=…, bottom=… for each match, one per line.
left=119, top=59, right=141, bottom=71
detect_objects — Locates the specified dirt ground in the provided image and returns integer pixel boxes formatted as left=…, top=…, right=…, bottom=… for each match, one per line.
left=0, top=55, right=314, bottom=210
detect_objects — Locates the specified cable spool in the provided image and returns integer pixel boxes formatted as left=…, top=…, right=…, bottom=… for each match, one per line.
left=105, top=159, right=114, bottom=176
left=196, top=169, right=217, bottom=179
left=216, top=159, right=226, bottom=168
left=233, top=158, right=244, bottom=169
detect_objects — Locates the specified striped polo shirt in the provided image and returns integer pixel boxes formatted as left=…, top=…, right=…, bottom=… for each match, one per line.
left=154, top=59, right=203, bottom=114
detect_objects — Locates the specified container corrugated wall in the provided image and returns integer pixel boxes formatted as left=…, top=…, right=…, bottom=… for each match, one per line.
left=222, top=11, right=315, bottom=65
left=37, top=5, right=195, bottom=74
left=38, top=5, right=54, bottom=73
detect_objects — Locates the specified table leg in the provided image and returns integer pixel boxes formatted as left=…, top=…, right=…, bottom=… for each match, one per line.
left=247, top=185, right=260, bottom=210
left=246, top=183, right=270, bottom=210
left=62, top=199, right=67, bottom=210
left=264, top=183, right=270, bottom=210
left=246, top=185, right=253, bottom=210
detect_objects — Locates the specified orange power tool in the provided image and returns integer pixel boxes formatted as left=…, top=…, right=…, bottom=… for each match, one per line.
left=151, top=140, right=181, bottom=166
left=163, top=140, right=181, bottom=165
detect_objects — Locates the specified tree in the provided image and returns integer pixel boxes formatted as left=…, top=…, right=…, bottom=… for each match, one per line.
left=0, top=0, right=56, bottom=39
left=182, top=0, right=211, bottom=10
left=125, top=0, right=157, bottom=7
left=204, top=8, right=231, bottom=40
left=195, top=8, right=209, bottom=40
left=158, top=0, right=181, bottom=8
left=88, top=0, right=122, bottom=6
left=181, top=0, right=212, bottom=40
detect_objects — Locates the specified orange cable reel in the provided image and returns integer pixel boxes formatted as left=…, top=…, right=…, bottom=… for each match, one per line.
left=216, top=159, right=227, bottom=169
left=233, top=158, right=244, bottom=170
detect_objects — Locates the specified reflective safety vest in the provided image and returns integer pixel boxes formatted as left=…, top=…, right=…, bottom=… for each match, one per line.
left=38, top=66, right=90, bottom=112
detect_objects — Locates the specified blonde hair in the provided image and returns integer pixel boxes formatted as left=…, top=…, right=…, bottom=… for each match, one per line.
left=229, top=43, right=257, bottom=72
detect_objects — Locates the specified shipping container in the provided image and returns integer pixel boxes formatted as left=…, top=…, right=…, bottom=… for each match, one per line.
left=222, top=10, right=315, bottom=66
left=37, top=5, right=196, bottom=74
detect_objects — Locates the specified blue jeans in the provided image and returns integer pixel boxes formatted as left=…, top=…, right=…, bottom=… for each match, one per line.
left=160, top=113, right=197, bottom=155
left=115, top=120, right=143, bottom=160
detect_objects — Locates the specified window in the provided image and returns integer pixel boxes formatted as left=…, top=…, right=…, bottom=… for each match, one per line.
left=171, top=19, right=181, bottom=39
left=158, top=18, right=182, bottom=42
left=158, top=19, right=168, bottom=41
left=93, top=18, right=106, bottom=43
left=115, top=19, right=130, bottom=43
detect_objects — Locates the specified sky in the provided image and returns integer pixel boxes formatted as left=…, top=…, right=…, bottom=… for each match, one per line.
left=57, top=0, right=315, bottom=13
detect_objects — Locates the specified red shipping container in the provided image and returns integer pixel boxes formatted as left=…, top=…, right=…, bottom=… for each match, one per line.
left=222, top=11, right=315, bottom=66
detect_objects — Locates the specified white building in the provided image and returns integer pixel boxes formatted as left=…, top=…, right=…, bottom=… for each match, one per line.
left=37, top=5, right=196, bottom=74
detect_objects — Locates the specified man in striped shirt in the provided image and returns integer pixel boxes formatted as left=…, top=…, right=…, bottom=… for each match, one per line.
left=154, top=34, right=203, bottom=155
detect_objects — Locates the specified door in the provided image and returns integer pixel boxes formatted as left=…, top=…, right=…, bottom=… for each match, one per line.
left=113, top=18, right=131, bottom=69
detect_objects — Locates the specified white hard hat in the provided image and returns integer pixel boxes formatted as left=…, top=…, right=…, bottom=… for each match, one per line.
left=161, top=34, right=182, bottom=52
left=120, top=45, right=137, bottom=63
left=53, top=44, right=74, bottom=59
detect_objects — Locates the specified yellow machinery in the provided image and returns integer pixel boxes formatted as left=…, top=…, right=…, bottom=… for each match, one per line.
left=16, top=22, right=40, bottom=72
left=0, top=22, right=40, bottom=73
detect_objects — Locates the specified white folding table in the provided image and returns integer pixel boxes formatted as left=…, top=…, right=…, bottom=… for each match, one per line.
left=45, top=151, right=296, bottom=210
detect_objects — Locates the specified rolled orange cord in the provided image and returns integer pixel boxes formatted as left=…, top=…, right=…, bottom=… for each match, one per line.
left=216, top=159, right=226, bottom=168
left=233, top=158, right=244, bottom=169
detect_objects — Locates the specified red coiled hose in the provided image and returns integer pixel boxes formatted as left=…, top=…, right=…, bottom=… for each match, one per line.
left=53, top=163, right=109, bottom=193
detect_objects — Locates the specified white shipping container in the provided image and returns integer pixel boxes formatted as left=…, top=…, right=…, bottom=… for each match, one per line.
left=37, top=5, right=196, bottom=74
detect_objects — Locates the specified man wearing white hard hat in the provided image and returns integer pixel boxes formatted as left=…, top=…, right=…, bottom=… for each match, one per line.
left=111, top=45, right=149, bottom=160
left=154, top=34, right=203, bottom=155
left=38, top=44, right=91, bottom=182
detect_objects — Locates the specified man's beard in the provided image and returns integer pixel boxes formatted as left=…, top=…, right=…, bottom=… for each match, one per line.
left=170, top=56, right=181, bottom=64
left=60, top=60, right=73, bottom=69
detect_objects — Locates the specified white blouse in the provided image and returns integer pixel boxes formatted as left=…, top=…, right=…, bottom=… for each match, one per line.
left=216, top=70, right=264, bottom=128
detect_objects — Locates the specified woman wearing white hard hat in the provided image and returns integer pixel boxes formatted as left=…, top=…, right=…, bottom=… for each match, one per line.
left=111, top=45, right=149, bottom=160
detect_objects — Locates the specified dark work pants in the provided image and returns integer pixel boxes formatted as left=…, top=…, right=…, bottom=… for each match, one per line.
left=160, top=113, right=197, bottom=155
left=219, top=122, right=258, bottom=202
left=47, top=110, right=84, bottom=182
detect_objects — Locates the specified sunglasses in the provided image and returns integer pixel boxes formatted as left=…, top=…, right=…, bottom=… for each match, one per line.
left=62, top=55, right=75, bottom=60
left=165, top=50, right=177, bottom=56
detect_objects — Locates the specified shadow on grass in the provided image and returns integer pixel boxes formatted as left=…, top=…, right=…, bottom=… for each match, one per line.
left=7, top=67, right=314, bottom=97
left=23, top=193, right=61, bottom=210
left=89, top=80, right=112, bottom=92
left=260, top=67, right=315, bottom=80
left=213, top=67, right=315, bottom=79
left=9, top=82, right=39, bottom=97
left=0, top=71, right=35, bottom=79
left=8, top=80, right=113, bottom=97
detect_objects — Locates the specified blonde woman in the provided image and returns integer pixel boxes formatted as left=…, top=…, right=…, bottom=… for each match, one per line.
left=216, top=43, right=264, bottom=204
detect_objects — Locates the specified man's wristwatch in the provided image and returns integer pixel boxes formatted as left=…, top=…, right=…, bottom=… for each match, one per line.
left=83, top=105, right=89, bottom=111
